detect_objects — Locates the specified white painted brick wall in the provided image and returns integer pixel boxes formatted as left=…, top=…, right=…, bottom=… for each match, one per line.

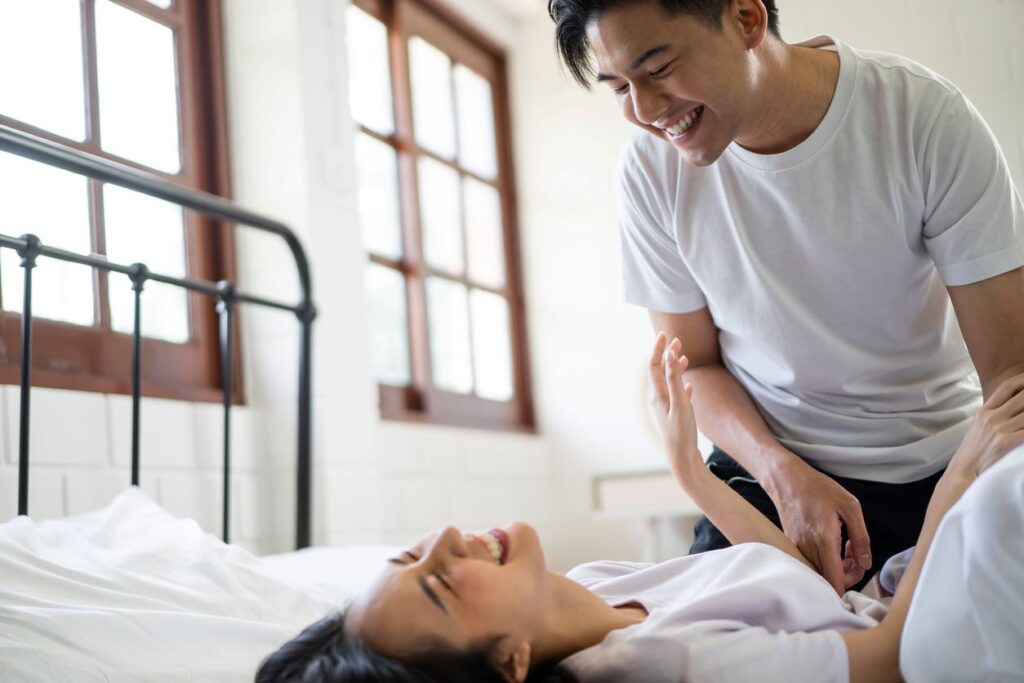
left=3, top=386, right=109, bottom=468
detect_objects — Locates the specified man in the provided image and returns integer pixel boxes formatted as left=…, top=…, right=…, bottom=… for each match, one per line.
left=549, top=0, right=1024, bottom=593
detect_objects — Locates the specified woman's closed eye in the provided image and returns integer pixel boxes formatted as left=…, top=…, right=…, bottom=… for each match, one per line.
left=387, top=551, right=457, bottom=596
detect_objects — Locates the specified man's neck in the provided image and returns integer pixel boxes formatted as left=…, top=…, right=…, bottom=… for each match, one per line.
left=734, top=39, right=841, bottom=155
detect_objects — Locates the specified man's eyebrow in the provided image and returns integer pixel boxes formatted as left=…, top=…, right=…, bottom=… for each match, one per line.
left=596, top=45, right=670, bottom=82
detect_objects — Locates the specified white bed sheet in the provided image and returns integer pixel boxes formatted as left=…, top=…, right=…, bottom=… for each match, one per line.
left=0, top=488, right=397, bottom=682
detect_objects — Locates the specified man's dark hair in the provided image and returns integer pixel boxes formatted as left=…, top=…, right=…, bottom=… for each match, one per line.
left=255, top=610, right=579, bottom=683
left=549, top=0, right=781, bottom=87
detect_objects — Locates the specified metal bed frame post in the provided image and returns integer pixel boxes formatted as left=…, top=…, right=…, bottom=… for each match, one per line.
left=2, top=125, right=316, bottom=549
left=216, top=280, right=235, bottom=544
left=128, top=263, right=149, bottom=488
left=15, top=234, right=41, bottom=517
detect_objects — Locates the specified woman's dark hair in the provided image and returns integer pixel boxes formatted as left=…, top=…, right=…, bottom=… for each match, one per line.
left=549, top=0, right=782, bottom=87
left=256, top=610, right=579, bottom=683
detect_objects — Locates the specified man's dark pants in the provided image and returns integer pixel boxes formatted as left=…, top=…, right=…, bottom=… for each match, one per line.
left=690, top=447, right=944, bottom=589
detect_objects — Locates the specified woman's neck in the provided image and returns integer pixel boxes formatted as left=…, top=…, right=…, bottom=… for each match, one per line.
left=531, top=573, right=646, bottom=664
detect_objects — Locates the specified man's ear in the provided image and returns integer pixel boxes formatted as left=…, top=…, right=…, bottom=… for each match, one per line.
left=493, top=639, right=531, bottom=683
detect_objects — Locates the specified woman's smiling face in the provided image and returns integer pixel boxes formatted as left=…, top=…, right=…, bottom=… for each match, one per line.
left=346, top=523, right=549, bottom=663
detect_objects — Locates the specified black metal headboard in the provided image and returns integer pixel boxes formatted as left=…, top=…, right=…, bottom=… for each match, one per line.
left=0, top=125, right=315, bottom=550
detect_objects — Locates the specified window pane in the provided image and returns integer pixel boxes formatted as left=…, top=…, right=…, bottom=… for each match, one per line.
left=418, top=157, right=463, bottom=274
left=470, top=289, right=513, bottom=401
left=0, top=153, right=94, bottom=325
left=426, top=277, right=472, bottom=394
left=454, top=65, right=498, bottom=179
left=463, top=177, right=505, bottom=288
left=355, top=134, right=402, bottom=259
left=95, top=0, right=181, bottom=173
left=346, top=6, right=393, bottom=134
left=365, top=264, right=410, bottom=385
left=145, top=0, right=173, bottom=8
left=0, top=0, right=86, bottom=141
left=103, top=185, right=189, bottom=343
left=409, top=37, right=456, bottom=159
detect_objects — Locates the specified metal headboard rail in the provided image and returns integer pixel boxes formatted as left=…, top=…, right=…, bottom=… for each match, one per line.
left=0, top=125, right=316, bottom=550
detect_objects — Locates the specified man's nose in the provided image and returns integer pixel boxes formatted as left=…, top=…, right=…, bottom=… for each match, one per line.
left=629, top=83, right=668, bottom=126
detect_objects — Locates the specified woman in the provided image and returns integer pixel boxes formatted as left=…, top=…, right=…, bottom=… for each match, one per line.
left=257, top=333, right=1024, bottom=683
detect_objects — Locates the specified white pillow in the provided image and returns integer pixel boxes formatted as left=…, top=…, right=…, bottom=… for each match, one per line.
left=0, top=487, right=325, bottom=682
left=259, top=545, right=403, bottom=610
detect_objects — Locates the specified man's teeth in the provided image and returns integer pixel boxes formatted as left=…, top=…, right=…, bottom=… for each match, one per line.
left=481, top=532, right=503, bottom=563
left=665, top=106, right=703, bottom=136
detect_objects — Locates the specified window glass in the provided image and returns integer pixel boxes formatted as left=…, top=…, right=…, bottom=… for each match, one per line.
left=355, top=133, right=403, bottom=259
left=454, top=65, right=498, bottom=179
left=418, top=157, right=463, bottom=275
left=96, top=0, right=181, bottom=173
left=463, top=177, right=505, bottom=288
left=0, top=154, right=94, bottom=325
left=346, top=6, right=394, bottom=135
left=426, top=276, right=472, bottom=393
left=409, top=37, right=456, bottom=158
left=470, top=289, right=513, bottom=401
left=365, top=264, right=411, bottom=385
left=104, top=185, right=189, bottom=343
left=0, top=0, right=86, bottom=141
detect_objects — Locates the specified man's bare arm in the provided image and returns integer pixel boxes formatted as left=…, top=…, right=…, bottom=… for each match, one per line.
left=650, top=308, right=872, bottom=592
left=948, top=266, right=1024, bottom=398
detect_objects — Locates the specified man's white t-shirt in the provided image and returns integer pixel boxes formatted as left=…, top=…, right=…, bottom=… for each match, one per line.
left=619, top=36, right=1024, bottom=483
left=561, top=543, right=886, bottom=682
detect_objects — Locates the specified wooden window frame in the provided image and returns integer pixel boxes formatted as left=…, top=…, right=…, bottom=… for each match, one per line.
left=0, top=0, right=240, bottom=404
left=354, top=0, right=534, bottom=432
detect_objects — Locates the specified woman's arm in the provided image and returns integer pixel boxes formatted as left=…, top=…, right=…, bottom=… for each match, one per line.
left=842, top=372, right=1024, bottom=682
left=648, top=334, right=825, bottom=575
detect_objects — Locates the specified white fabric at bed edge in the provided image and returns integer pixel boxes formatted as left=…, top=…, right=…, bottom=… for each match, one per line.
left=0, top=488, right=329, bottom=682
left=900, top=445, right=1024, bottom=682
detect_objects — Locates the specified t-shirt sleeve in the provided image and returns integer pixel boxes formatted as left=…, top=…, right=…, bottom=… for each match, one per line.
left=568, top=619, right=849, bottom=683
left=617, top=137, right=708, bottom=312
left=920, top=89, right=1024, bottom=286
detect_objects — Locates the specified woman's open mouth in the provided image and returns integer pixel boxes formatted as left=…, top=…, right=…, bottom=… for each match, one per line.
left=485, top=528, right=509, bottom=565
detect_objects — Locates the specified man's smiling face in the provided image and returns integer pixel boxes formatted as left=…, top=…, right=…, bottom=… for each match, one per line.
left=587, top=0, right=759, bottom=166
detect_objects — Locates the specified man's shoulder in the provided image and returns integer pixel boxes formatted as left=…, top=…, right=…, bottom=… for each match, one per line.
left=846, top=42, right=960, bottom=104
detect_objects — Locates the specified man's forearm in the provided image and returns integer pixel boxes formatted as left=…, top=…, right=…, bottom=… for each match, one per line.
left=684, top=363, right=798, bottom=492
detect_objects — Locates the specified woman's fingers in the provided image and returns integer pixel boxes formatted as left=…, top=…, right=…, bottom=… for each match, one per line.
left=994, top=376, right=1024, bottom=418
left=649, top=331, right=668, bottom=366
left=986, top=371, right=1024, bottom=410
left=649, top=332, right=670, bottom=409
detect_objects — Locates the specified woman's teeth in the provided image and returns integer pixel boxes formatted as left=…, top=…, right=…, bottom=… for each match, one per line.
left=480, top=532, right=503, bottom=563
left=665, top=105, right=703, bottom=136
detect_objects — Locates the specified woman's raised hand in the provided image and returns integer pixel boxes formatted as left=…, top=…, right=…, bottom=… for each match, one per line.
left=648, top=332, right=702, bottom=472
left=949, top=371, right=1024, bottom=479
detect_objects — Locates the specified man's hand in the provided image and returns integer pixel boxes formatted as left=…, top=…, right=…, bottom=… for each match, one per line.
left=767, top=458, right=872, bottom=594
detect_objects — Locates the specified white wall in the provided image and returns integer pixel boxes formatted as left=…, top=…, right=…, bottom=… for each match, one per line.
left=4, top=0, right=1021, bottom=573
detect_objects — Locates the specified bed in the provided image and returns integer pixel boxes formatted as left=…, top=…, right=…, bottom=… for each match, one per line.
left=0, top=124, right=384, bottom=681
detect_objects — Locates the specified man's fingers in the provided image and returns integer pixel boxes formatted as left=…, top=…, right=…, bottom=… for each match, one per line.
left=839, top=502, right=872, bottom=571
